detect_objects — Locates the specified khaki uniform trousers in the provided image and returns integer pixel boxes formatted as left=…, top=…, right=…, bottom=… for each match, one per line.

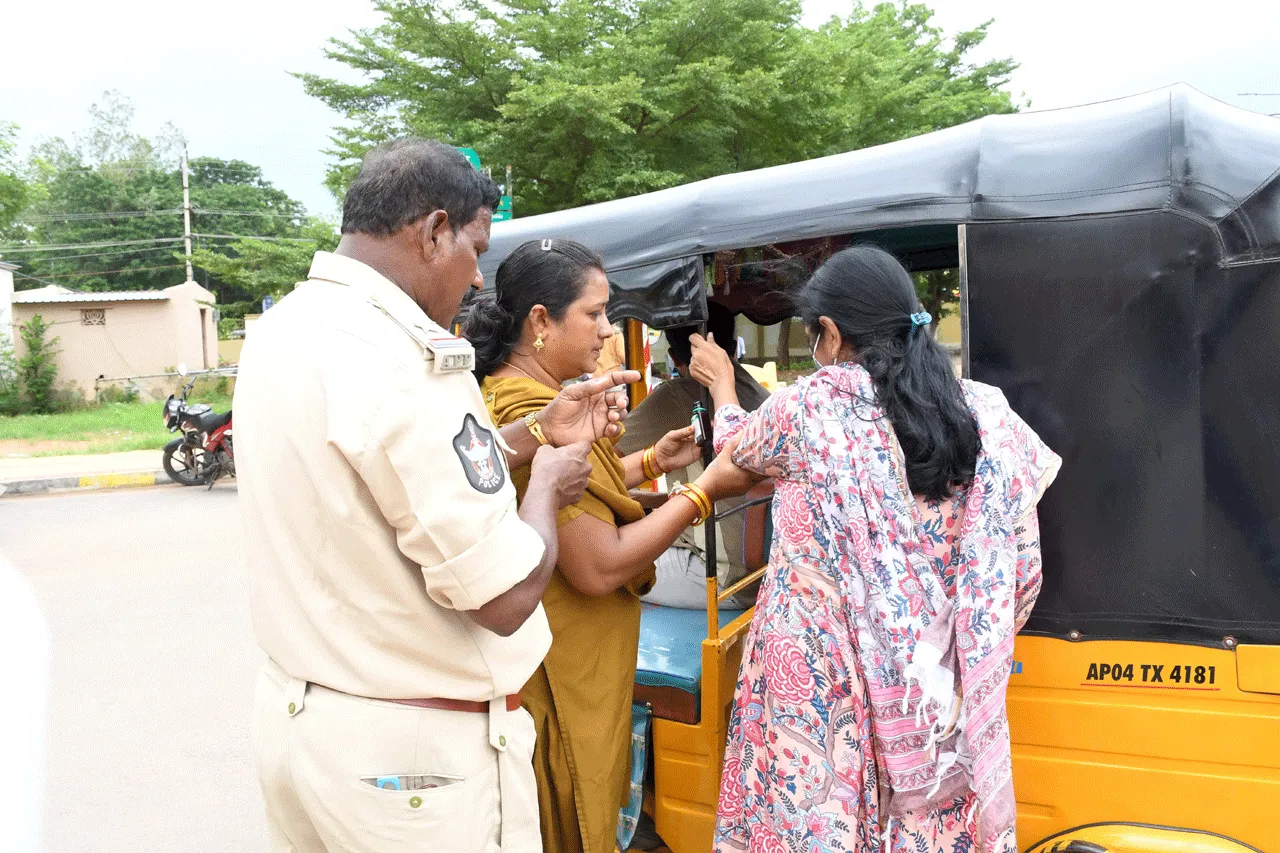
left=253, top=659, right=542, bottom=853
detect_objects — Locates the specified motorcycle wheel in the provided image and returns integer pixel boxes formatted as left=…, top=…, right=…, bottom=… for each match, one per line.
left=162, top=438, right=210, bottom=486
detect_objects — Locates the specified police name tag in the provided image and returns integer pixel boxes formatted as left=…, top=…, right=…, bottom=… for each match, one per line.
left=424, top=334, right=475, bottom=374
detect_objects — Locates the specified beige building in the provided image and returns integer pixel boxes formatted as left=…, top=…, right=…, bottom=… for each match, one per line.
left=9, top=281, right=218, bottom=401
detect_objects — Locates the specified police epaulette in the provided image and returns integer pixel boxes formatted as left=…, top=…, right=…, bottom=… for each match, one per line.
left=423, top=334, right=476, bottom=374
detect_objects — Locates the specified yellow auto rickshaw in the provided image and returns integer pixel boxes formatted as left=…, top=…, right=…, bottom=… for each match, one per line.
left=481, top=84, right=1280, bottom=852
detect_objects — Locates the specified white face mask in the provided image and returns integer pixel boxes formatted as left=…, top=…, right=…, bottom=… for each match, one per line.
left=811, top=330, right=824, bottom=368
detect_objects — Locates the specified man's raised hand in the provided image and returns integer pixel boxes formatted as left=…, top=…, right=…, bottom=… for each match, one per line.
left=538, top=370, right=640, bottom=446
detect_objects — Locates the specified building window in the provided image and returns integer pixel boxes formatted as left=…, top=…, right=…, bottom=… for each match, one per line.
left=81, top=309, right=106, bottom=326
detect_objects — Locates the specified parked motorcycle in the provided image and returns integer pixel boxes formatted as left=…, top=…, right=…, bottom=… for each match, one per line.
left=161, top=364, right=234, bottom=488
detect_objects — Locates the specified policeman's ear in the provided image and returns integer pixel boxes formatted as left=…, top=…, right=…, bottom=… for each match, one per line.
left=417, top=210, right=450, bottom=259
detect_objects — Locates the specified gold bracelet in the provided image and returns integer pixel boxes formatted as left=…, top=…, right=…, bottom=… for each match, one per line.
left=689, top=483, right=713, bottom=518
left=672, top=483, right=713, bottom=526
left=642, top=445, right=663, bottom=481
left=675, top=484, right=712, bottom=524
left=524, top=412, right=550, bottom=446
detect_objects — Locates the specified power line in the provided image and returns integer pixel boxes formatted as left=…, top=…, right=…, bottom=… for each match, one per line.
left=23, top=209, right=183, bottom=222
left=11, top=269, right=66, bottom=289
left=0, top=237, right=186, bottom=254
left=13, top=245, right=183, bottom=263
left=193, top=165, right=263, bottom=172
left=2, top=231, right=319, bottom=259
left=193, top=165, right=321, bottom=178
left=193, top=208, right=303, bottom=218
left=192, top=232, right=319, bottom=242
left=57, top=166, right=154, bottom=174
left=30, top=264, right=186, bottom=280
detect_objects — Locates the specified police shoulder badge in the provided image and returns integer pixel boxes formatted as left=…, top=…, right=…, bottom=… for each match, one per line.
left=453, top=413, right=506, bottom=494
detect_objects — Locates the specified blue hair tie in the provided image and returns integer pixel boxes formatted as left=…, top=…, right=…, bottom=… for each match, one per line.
left=910, top=311, right=932, bottom=329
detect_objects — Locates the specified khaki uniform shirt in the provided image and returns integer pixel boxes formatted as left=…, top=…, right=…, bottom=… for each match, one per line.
left=236, top=251, right=552, bottom=702
left=616, top=367, right=770, bottom=586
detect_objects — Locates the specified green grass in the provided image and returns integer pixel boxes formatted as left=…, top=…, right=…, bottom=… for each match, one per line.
left=0, top=394, right=233, bottom=456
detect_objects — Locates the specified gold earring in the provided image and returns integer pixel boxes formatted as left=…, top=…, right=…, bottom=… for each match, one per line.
left=534, top=333, right=545, bottom=351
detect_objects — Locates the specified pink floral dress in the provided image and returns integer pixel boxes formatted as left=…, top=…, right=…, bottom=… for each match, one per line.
left=712, top=364, right=1060, bottom=853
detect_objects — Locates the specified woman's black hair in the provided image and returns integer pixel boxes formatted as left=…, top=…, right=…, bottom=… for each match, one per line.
left=462, top=238, right=606, bottom=381
left=797, top=244, right=980, bottom=501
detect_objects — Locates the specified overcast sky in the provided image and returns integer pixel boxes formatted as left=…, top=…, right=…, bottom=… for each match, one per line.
left=4, top=0, right=1277, bottom=220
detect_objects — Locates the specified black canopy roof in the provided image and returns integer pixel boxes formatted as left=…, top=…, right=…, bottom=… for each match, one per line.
left=477, top=87, right=1280, bottom=645
left=482, top=84, right=1280, bottom=325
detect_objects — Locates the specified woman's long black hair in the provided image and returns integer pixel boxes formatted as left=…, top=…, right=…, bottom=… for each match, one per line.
left=461, top=238, right=605, bottom=381
left=797, top=245, right=980, bottom=501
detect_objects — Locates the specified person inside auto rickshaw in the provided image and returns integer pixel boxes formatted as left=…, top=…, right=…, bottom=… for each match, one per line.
left=463, top=237, right=749, bottom=853
left=690, top=245, right=1061, bottom=853
left=616, top=302, right=769, bottom=609
left=591, top=322, right=627, bottom=379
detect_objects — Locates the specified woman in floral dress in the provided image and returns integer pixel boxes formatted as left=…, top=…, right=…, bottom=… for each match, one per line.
left=689, top=246, right=1061, bottom=853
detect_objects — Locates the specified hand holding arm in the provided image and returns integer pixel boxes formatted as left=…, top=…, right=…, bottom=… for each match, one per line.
left=468, top=442, right=593, bottom=636
left=499, top=370, right=640, bottom=468
left=555, top=437, right=760, bottom=598
left=692, top=436, right=764, bottom=501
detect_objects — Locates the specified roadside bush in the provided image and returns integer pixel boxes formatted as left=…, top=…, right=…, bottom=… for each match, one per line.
left=191, top=375, right=233, bottom=400
left=51, top=385, right=89, bottom=412
left=217, top=316, right=244, bottom=340
left=17, top=315, right=61, bottom=414
left=97, top=382, right=140, bottom=404
left=0, top=335, right=20, bottom=415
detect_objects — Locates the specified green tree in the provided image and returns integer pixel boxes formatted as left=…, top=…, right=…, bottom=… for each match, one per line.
left=913, top=268, right=959, bottom=331
left=17, top=314, right=60, bottom=414
left=807, top=4, right=1021, bottom=153
left=0, top=121, right=30, bottom=243
left=9, top=92, right=324, bottom=299
left=301, top=0, right=1019, bottom=216
left=191, top=219, right=338, bottom=306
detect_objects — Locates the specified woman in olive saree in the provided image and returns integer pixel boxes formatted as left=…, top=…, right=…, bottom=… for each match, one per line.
left=464, top=239, right=739, bottom=853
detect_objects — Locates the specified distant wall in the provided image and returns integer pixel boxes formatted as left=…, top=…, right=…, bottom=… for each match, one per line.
left=166, top=282, right=217, bottom=371
left=13, top=300, right=172, bottom=399
left=937, top=309, right=960, bottom=346
left=12, top=283, right=218, bottom=401
left=216, top=312, right=261, bottom=366
left=218, top=339, right=244, bottom=365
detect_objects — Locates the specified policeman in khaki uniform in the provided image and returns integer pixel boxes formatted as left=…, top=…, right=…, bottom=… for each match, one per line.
left=235, top=139, right=636, bottom=853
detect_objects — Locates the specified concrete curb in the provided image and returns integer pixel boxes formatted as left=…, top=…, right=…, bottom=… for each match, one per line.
left=0, top=470, right=168, bottom=497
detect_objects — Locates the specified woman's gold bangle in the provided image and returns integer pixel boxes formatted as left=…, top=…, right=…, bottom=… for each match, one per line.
left=642, top=445, right=663, bottom=481
left=672, top=483, right=713, bottom=525
left=524, top=412, right=550, bottom=446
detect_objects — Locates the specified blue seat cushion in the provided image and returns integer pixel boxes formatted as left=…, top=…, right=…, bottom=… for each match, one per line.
left=635, top=604, right=747, bottom=695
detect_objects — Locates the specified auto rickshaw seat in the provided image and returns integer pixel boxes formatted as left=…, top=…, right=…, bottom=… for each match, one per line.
left=633, top=481, right=774, bottom=723
left=635, top=604, right=746, bottom=724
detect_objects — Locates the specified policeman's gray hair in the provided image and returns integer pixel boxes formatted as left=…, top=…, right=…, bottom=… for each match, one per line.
left=341, top=138, right=501, bottom=237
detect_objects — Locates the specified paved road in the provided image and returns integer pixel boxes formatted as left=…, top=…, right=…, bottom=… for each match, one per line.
left=1, top=484, right=268, bottom=853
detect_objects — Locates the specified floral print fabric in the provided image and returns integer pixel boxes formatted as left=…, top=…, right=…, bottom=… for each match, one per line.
left=712, top=364, right=1060, bottom=853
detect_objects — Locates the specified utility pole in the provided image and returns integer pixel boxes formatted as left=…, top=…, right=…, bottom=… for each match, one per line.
left=181, top=148, right=194, bottom=282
